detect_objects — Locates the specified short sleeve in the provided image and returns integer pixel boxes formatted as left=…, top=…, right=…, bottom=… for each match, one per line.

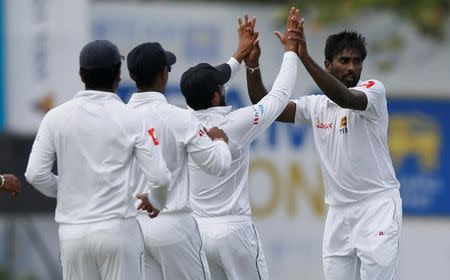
left=352, top=79, right=387, bottom=121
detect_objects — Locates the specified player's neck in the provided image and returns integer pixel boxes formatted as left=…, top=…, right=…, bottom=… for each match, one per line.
left=85, top=86, right=115, bottom=93
left=137, top=86, right=164, bottom=94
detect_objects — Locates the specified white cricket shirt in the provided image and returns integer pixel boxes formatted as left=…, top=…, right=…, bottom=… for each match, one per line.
left=127, top=92, right=232, bottom=214
left=190, top=51, right=298, bottom=217
left=292, top=80, right=400, bottom=206
left=25, top=90, right=171, bottom=224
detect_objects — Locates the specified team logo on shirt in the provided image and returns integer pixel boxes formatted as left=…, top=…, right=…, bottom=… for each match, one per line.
left=147, top=128, right=159, bottom=145
left=339, top=116, right=348, bottom=134
left=359, top=80, right=375, bottom=89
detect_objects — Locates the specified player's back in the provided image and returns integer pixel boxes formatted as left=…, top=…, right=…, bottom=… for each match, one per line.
left=48, top=90, right=141, bottom=224
left=189, top=52, right=299, bottom=218
left=128, top=92, right=195, bottom=214
left=190, top=107, right=254, bottom=217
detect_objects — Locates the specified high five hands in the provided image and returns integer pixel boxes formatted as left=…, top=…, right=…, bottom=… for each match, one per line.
left=237, top=7, right=304, bottom=63
left=274, top=7, right=304, bottom=53
left=234, top=14, right=259, bottom=63
left=239, top=15, right=260, bottom=69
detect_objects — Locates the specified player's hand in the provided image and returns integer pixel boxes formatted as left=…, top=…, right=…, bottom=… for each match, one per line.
left=244, top=39, right=261, bottom=68
left=295, top=18, right=307, bottom=61
left=1, top=174, right=21, bottom=197
left=244, top=17, right=261, bottom=68
left=274, top=7, right=301, bottom=53
left=136, top=193, right=160, bottom=218
left=234, top=14, right=258, bottom=63
left=206, top=127, right=229, bottom=144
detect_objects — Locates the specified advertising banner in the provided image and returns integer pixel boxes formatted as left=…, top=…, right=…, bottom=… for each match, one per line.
left=388, top=99, right=450, bottom=215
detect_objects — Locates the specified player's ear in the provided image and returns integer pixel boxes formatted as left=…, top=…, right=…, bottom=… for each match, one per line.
left=160, top=69, right=168, bottom=88
left=325, top=60, right=331, bottom=70
left=211, top=91, right=221, bottom=106
left=79, top=69, right=85, bottom=83
left=129, top=72, right=136, bottom=82
left=163, top=68, right=169, bottom=81
left=115, top=67, right=121, bottom=83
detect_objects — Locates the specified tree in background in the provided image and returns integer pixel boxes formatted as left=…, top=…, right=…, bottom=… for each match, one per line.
left=98, top=0, right=449, bottom=40
left=272, top=0, right=449, bottom=72
left=285, top=0, right=449, bottom=41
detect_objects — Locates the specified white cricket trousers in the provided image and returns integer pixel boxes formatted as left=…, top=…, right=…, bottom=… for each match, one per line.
left=195, top=215, right=269, bottom=280
left=323, top=189, right=402, bottom=280
left=137, top=212, right=210, bottom=280
left=59, top=217, right=144, bottom=280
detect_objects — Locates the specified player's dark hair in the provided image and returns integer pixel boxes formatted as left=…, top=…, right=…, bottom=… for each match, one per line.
left=79, top=63, right=121, bottom=89
left=325, top=31, right=367, bottom=62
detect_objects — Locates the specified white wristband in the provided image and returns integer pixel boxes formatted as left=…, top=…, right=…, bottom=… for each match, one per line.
left=245, top=64, right=260, bottom=73
left=0, top=175, right=5, bottom=189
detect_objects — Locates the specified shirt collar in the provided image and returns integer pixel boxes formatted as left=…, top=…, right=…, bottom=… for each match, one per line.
left=73, top=90, right=121, bottom=101
left=127, top=91, right=167, bottom=104
left=193, top=106, right=232, bottom=118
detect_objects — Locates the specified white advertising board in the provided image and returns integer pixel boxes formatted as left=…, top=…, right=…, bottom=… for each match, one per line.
left=5, top=0, right=89, bottom=133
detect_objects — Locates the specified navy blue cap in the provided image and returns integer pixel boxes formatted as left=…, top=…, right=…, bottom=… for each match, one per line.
left=127, top=42, right=176, bottom=77
left=79, top=40, right=123, bottom=69
left=180, top=63, right=231, bottom=105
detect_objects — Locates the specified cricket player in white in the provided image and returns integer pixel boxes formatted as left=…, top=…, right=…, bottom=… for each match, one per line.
left=247, top=19, right=402, bottom=280
left=180, top=9, right=301, bottom=280
left=126, top=42, right=233, bottom=280
left=25, top=40, right=171, bottom=280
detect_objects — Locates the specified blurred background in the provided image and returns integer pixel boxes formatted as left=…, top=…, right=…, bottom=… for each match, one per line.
left=0, top=0, right=449, bottom=279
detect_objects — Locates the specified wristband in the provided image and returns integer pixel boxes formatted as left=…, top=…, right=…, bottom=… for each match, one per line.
left=0, top=175, right=5, bottom=189
left=245, top=64, right=260, bottom=74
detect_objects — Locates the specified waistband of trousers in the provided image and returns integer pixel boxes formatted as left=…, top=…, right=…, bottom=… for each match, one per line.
left=194, top=215, right=252, bottom=224
left=331, top=188, right=401, bottom=209
left=59, top=217, right=137, bottom=240
left=137, top=210, right=192, bottom=219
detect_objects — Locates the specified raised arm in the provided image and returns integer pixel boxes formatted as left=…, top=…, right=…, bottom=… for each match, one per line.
left=221, top=14, right=259, bottom=93
left=234, top=14, right=258, bottom=64
left=225, top=7, right=302, bottom=145
left=245, top=7, right=300, bottom=123
left=294, top=18, right=368, bottom=110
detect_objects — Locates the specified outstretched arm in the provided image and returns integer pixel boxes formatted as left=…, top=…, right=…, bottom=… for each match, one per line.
left=245, top=7, right=300, bottom=123
left=243, top=14, right=266, bottom=105
left=221, top=14, right=259, bottom=92
left=229, top=7, right=301, bottom=146
left=234, top=14, right=258, bottom=63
